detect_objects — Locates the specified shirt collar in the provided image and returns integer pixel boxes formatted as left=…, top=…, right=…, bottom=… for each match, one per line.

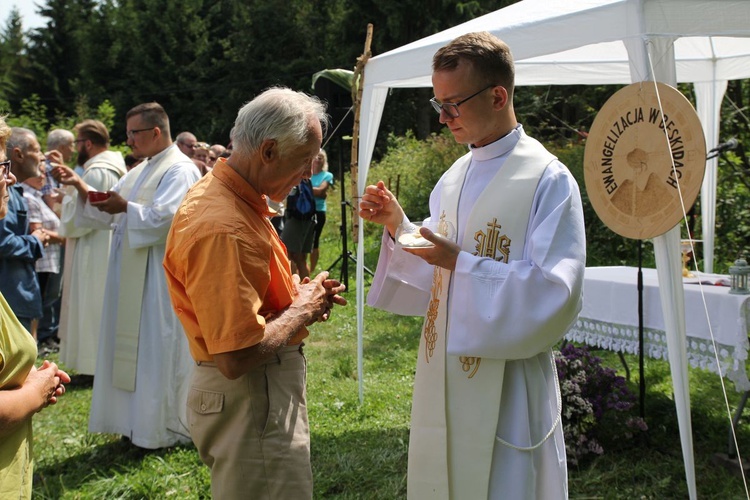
left=146, top=143, right=177, bottom=163
left=211, top=158, right=274, bottom=216
left=20, top=182, right=42, bottom=197
left=469, top=124, right=524, bottom=162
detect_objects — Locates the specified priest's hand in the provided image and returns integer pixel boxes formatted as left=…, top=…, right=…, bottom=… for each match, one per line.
left=51, top=164, right=79, bottom=185
left=403, top=226, right=461, bottom=271
left=359, top=180, right=405, bottom=238
left=52, top=165, right=90, bottom=198
left=91, top=191, right=128, bottom=214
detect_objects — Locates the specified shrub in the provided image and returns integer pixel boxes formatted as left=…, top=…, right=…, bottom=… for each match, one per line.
left=555, top=343, right=647, bottom=465
left=367, top=129, right=466, bottom=223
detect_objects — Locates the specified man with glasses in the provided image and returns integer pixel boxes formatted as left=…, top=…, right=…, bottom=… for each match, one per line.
left=55, top=103, right=200, bottom=449
left=55, top=119, right=126, bottom=381
left=361, top=32, right=585, bottom=499
left=175, top=131, right=197, bottom=158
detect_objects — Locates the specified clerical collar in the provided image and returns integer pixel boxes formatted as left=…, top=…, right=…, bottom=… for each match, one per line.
left=469, top=124, right=524, bottom=162
left=144, top=143, right=177, bottom=163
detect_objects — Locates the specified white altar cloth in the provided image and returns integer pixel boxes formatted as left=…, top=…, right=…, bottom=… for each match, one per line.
left=566, top=266, right=750, bottom=392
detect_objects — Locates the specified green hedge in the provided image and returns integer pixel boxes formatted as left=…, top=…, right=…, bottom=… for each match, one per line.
left=368, top=132, right=748, bottom=272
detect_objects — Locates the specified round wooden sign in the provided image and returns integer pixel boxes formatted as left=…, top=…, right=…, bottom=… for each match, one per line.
left=583, top=82, right=706, bottom=239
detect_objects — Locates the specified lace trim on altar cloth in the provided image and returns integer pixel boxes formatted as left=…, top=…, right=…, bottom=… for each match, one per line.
left=565, top=316, right=750, bottom=393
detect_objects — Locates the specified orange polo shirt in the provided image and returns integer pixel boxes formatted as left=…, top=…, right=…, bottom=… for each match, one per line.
left=164, top=159, right=307, bottom=362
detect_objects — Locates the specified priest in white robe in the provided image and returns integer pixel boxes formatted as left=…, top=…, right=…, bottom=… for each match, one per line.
left=360, top=32, right=586, bottom=499
left=57, top=120, right=127, bottom=376
left=57, top=103, right=200, bottom=449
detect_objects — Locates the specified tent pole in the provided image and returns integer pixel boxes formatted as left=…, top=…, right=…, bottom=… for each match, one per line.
left=352, top=24, right=373, bottom=404
left=350, top=23, right=373, bottom=244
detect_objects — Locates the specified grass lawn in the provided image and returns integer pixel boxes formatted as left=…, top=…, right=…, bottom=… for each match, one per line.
left=30, top=197, right=750, bottom=499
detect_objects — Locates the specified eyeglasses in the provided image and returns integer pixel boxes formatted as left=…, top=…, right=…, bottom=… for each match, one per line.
left=127, top=127, right=156, bottom=139
left=0, top=160, right=10, bottom=179
left=429, top=84, right=498, bottom=118
left=74, top=138, right=88, bottom=144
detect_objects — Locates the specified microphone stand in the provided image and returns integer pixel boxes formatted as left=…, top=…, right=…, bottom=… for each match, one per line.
left=326, top=137, right=374, bottom=289
left=634, top=141, right=732, bottom=420
left=638, top=240, right=645, bottom=419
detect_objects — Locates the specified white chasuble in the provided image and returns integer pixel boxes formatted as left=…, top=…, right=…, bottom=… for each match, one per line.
left=58, top=151, right=126, bottom=375
left=112, top=145, right=185, bottom=391
left=408, top=135, right=554, bottom=500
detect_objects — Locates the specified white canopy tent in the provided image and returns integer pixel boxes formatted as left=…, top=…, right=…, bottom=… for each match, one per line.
left=353, top=1, right=750, bottom=498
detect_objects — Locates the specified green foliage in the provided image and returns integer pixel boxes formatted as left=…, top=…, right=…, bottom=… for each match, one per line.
left=550, top=143, right=656, bottom=268
left=366, top=130, right=747, bottom=271
left=312, top=68, right=355, bottom=93
left=713, top=153, right=750, bottom=271
left=31, top=305, right=750, bottom=498
left=3, top=92, right=124, bottom=154
left=0, top=9, right=23, bottom=104
left=0, top=0, right=509, bottom=146
left=5, top=94, right=50, bottom=137
left=367, top=129, right=466, bottom=224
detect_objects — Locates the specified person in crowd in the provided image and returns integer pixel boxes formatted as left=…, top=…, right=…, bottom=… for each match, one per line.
left=267, top=198, right=284, bottom=236
left=281, top=177, right=316, bottom=279
left=20, top=162, right=64, bottom=356
left=46, top=129, right=76, bottom=165
left=360, top=32, right=586, bottom=499
left=54, top=119, right=127, bottom=379
left=55, top=103, right=200, bottom=449
left=192, top=142, right=211, bottom=176
left=43, top=128, right=75, bottom=211
left=164, top=87, right=346, bottom=500
left=208, top=143, right=226, bottom=169
left=175, top=131, right=197, bottom=158
left=207, top=150, right=218, bottom=169
left=0, top=128, right=49, bottom=335
left=309, top=149, right=333, bottom=273
left=193, top=142, right=210, bottom=164
left=0, top=116, right=70, bottom=500
left=124, top=153, right=142, bottom=171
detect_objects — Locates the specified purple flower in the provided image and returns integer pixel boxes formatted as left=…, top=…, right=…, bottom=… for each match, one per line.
left=555, top=344, right=646, bottom=464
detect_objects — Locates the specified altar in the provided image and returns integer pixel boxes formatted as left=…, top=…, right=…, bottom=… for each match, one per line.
left=565, top=266, right=750, bottom=392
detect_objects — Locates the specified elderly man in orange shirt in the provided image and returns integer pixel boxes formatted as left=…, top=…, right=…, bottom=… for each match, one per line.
left=164, top=87, right=346, bottom=500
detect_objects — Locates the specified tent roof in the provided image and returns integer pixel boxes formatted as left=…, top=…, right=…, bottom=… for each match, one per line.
left=365, top=0, right=750, bottom=89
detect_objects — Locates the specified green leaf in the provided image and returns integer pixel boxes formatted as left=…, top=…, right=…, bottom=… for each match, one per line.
left=312, top=68, right=355, bottom=93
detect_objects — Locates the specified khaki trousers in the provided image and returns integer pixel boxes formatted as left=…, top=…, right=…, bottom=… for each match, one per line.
left=187, top=345, right=312, bottom=500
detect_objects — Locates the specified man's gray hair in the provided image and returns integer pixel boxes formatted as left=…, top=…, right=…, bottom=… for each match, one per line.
left=46, top=128, right=74, bottom=150
left=230, top=87, right=328, bottom=157
left=7, top=127, right=36, bottom=158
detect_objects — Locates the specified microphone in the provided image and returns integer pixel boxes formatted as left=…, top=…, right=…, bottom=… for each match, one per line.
left=709, top=138, right=739, bottom=153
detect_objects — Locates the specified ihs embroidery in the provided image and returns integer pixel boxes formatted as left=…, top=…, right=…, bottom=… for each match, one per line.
left=423, top=266, right=442, bottom=363
left=461, top=216, right=512, bottom=378
left=474, top=217, right=511, bottom=262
